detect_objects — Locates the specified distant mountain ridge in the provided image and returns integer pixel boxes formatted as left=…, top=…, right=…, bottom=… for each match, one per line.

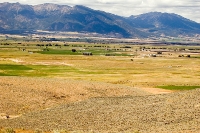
left=128, top=12, right=200, bottom=37
left=0, top=2, right=200, bottom=38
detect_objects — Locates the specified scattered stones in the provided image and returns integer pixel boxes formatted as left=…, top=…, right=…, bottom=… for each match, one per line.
left=0, top=113, right=9, bottom=119
left=0, top=76, right=149, bottom=115
left=1, top=77, right=200, bottom=132
left=1, top=88, right=200, bottom=132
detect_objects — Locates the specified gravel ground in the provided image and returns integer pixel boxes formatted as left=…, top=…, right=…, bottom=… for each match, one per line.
left=0, top=76, right=149, bottom=115
left=1, top=86, right=200, bottom=132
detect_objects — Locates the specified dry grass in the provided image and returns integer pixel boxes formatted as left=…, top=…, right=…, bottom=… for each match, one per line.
left=1, top=51, right=200, bottom=88
left=1, top=42, right=200, bottom=132
left=0, top=76, right=149, bottom=115
left=1, top=89, right=200, bottom=133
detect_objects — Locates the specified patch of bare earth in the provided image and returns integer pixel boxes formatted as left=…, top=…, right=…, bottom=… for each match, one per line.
left=139, top=87, right=174, bottom=94
left=0, top=76, right=149, bottom=116
left=1, top=88, right=200, bottom=133
left=1, top=76, right=199, bottom=133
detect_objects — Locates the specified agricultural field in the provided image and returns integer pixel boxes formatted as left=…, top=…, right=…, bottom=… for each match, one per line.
left=0, top=37, right=200, bottom=88
left=1, top=36, right=200, bottom=133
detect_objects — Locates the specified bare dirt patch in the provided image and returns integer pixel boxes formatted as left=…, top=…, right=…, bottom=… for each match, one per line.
left=8, top=58, right=73, bottom=66
left=1, top=89, right=200, bottom=133
left=139, top=87, right=174, bottom=94
left=0, top=76, right=149, bottom=115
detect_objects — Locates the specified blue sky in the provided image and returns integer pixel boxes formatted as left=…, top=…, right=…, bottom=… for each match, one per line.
left=0, top=0, right=200, bottom=23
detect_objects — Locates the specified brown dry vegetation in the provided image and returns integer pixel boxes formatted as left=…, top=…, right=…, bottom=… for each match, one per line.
left=0, top=76, right=149, bottom=115
left=1, top=51, right=200, bottom=88
left=1, top=88, right=200, bottom=133
left=1, top=40, right=200, bottom=132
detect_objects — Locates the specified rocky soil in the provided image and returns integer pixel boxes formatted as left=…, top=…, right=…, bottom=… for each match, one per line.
left=1, top=77, right=200, bottom=133
left=0, top=76, right=149, bottom=115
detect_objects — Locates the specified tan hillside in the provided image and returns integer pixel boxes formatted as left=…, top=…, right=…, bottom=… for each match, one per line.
left=1, top=88, right=200, bottom=133
left=0, top=76, right=149, bottom=115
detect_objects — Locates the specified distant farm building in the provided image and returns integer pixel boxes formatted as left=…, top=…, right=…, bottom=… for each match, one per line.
left=83, top=52, right=92, bottom=56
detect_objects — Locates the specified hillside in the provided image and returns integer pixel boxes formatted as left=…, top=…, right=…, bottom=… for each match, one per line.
left=0, top=2, right=134, bottom=37
left=128, top=12, right=200, bottom=37
left=0, top=77, right=200, bottom=132
left=0, top=77, right=150, bottom=115
left=0, top=2, right=200, bottom=38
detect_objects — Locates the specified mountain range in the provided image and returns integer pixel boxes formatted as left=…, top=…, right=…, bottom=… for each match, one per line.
left=0, top=2, right=200, bottom=38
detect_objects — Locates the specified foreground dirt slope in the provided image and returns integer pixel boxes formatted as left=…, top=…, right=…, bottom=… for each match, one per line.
left=0, top=76, right=149, bottom=115
left=1, top=88, right=200, bottom=133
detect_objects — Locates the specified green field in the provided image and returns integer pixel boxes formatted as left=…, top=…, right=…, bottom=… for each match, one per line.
left=1, top=37, right=200, bottom=90
left=157, top=85, right=200, bottom=90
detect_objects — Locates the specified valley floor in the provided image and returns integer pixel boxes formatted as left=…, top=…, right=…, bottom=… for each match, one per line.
left=0, top=41, right=200, bottom=132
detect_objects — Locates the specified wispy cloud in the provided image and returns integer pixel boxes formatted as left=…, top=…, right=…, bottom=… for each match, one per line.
left=1, top=0, right=200, bottom=23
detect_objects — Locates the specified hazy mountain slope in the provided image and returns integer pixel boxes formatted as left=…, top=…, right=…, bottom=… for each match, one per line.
left=128, top=12, right=200, bottom=36
left=0, top=3, right=200, bottom=37
left=0, top=3, right=36, bottom=30
left=0, top=3, right=134, bottom=37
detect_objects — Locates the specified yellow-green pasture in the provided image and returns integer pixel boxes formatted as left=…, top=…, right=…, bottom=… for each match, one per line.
left=0, top=41, right=200, bottom=89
